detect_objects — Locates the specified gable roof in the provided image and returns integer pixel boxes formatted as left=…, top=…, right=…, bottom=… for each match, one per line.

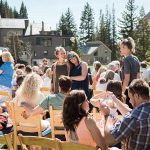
left=80, top=41, right=111, bottom=55
left=0, top=17, right=26, bottom=29
left=146, top=12, right=150, bottom=20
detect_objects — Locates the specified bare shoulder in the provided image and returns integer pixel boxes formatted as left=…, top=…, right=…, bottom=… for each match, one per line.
left=82, top=61, right=88, bottom=66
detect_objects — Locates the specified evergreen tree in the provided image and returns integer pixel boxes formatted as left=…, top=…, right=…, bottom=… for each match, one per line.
left=13, top=7, right=19, bottom=18
left=57, top=13, right=68, bottom=35
left=0, top=0, right=5, bottom=17
left=118, top=0, right=138, bottom=38
left=104, top=6, right=112, bottom=48
left=70, top=37, right=81, bottom=56
left=57, top=8, right=76, bottom=36
left=65, top=8, right=77, bottom=36
left=79, top=2, right=95, bottom=43
left=19, top=1, right=28, bottom=18
left=111, top=4, right=118, bottom=60
left=134, top=7, right=150, bottom=61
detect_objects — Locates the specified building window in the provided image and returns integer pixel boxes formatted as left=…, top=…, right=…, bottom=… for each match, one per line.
left=36, top=37, right=41, bottom=45
left=44, top=50, right=48, bottom=55
left=94, top=51, right=98, bottom=56
left=43, top=38, right=52, bottom=47
left=62, top=38, right=71, bottom=47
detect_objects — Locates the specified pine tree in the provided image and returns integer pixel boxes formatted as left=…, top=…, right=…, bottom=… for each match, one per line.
left=19, top=1, right=28, bottom=18
left=104, top=6, right=112, bottom=48
left=57, top=8, right=76, bottom=36
left=111, top=4, right=118, bottom=60
left=118, top=0, right=138, bottom=38
left=79, top=2, right=95, bottom=43
left=65, top=8, right=77, bottom=36
left=13, top=7, right=19, bottom=18
left=0, top=0, right=5, bottom=17
left=57, top=13, right=68, bottom=35
left=134, top=7, right=150, bottom=61
left=70, top=37, right=81, bottom=56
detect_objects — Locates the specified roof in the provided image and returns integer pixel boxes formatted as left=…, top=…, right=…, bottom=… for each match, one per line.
left=0, top=17, right=26, bottom=29
left=25, top=22, right=51, bottom=35
left=80, top=41, right=111, bottom=55
left=146, top=12, right=150, bottom=20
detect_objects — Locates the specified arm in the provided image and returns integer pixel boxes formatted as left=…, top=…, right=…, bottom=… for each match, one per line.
left=136, top=72, right=140, bottom=79
left=122, top=73, right=130, bottom=93
left=99, top=105, right=119, bottom=145
left=104, top=116, right=118, bottom=145
left=112, top=95, right=132, bottom=116
left=70, top=62, right=88, bottom=81
left=21, top=103, right=44, bottom=119
left=85, top=117, right=107, bottom=150
left=0, top=69, right=3, bottom=74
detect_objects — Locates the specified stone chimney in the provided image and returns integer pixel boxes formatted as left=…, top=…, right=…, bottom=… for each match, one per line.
left=30, top=24, right=32, bottom=35
left=42, top=21, right=44, bottom=31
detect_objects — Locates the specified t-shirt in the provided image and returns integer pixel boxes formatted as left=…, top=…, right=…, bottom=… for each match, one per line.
left=39, top=92, right=65, bottom=110
left=122, top=55, right=140, bottom=84
left=0, top=62, right=14, bottom=88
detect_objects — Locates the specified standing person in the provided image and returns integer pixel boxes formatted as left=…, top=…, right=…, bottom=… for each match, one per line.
left=100, top=79, right=150, bottom=150
left=63, top=90, right=107, bottom=150
left=0, top=52, right=14, bottom=106
left=120, top=37, right=140, bottom=108
left=68, top=51, right=89, bottom=99
left=39, top=58, right=49, bottom=75
left=51, top=47, right=70, bottom=93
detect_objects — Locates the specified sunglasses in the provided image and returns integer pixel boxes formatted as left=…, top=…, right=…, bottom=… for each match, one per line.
left=68, top=54, right=75, bottom=60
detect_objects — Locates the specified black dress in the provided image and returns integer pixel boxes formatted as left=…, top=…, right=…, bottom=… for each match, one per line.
left=70, top=62, right=89, bottom=99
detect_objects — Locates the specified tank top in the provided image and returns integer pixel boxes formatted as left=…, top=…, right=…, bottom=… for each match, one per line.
left=66, top=117, right=97, bottom=147
left=70, top=62, right=89, bottom=99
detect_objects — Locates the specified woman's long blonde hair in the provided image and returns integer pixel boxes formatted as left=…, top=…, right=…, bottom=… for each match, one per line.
left=2, top=52, right=14, bottom=63
left=16, top=73, right=42, bottom=100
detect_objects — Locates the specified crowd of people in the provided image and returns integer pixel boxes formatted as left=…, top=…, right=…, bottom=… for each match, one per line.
left=0, top=37, right=150, bottom=150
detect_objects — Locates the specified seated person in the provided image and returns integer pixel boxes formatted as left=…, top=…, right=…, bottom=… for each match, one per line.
left=22, top=75, right=71, bottom=117
left=100, top=79, right=150, bottom=150
left=63, top=90, right=107, bottom=150
left=13, top=73, right=49, bottom=131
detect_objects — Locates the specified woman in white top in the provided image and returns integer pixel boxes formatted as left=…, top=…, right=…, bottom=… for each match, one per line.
left=96, top=70, right=115, bottom=91
left=13, top=73, right=50, bottom=130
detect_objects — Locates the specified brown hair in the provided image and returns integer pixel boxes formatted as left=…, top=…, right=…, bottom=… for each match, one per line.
left=58, top=75, right=71, bottom=93
left=128, top=79, right=149, bottom=99
left=106, top=80, right=125, bottom=103
left=120, top=37, right=135, bottom=53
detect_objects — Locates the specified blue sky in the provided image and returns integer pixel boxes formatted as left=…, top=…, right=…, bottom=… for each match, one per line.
left=6, top=0, right=150, bottom=29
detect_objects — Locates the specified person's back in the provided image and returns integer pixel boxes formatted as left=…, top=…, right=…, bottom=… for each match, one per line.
left=122, top=55, right=140, bottom=83
left=75, top=117, right=97, bottom=147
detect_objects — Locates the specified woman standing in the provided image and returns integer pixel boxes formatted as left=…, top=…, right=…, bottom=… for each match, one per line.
left=68, top=51, right=90, bottom=99
left=63, top=90, right=106, bottom=150
left=120, top=37, right=140, bottom=107
left=51, top=47, right=70, bottom=93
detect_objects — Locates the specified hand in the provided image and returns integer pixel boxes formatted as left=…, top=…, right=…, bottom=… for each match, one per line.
left=21, top=110, right=30, bottom=119
left=99, top=102, right=110, bottom=116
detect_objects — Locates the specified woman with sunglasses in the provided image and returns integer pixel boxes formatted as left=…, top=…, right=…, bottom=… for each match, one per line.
left=63, top=90, right=107, bottom=150
left=67, top=51, right=90, bottom=99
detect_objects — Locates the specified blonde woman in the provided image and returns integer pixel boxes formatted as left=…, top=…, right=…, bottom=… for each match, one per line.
left=14, top=73, right=44, bottom=107
left=13, top=73, right=50, bottom=130
left=0, top=52, right=14, bottom=106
